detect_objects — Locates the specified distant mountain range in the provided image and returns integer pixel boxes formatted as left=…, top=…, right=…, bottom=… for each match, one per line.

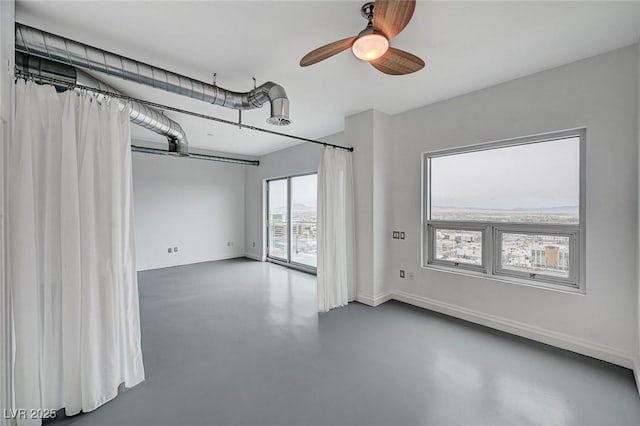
left=271, top=203, right=316, bottom=214
left=432, top=205, right=579, bottom=214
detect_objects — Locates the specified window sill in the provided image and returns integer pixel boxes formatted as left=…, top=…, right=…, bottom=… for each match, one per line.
left=421, top=263, right=586, bottom=295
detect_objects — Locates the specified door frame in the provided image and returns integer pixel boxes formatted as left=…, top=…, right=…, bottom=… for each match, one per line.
left=265, top=172, right=317, bottom=274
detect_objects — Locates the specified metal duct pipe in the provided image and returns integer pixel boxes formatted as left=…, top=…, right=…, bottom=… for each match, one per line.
left=15, top=23, right=291, bottom=126
left=16, top=52, right=189, bottom=154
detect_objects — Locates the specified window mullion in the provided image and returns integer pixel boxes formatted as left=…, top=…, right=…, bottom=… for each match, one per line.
left=487, top=225, right=494, bottom=277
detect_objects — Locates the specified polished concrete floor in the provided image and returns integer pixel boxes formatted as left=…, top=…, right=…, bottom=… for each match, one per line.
left=50, top=258, right=640, bottom=425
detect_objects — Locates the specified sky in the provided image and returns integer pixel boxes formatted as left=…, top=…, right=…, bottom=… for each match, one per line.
left=269, top=174, right=317, bottom=212
left=430, top=137, right=580, bottom=210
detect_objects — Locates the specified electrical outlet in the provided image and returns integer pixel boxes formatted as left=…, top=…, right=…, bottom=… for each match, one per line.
left=400, top=232, right=405, bottom=240
left=174, top=246, right=178, bottom=252
left=167, top=247, right=172, bottom=253
left=400, top=270, right=405, bottom=278
left=393, top=231, right=399, bottom=239
left=227, top=242, right=231, bottom=247
left=252, top=242, right=256, bottom=248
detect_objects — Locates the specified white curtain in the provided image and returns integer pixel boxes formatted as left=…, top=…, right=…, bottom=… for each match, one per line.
left=8, top=80, right=145, bottom=424
left=317, top=146, right=356, bottom=312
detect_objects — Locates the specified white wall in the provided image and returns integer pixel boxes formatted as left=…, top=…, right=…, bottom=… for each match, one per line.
left=344, top=110, right=393, bottom=304
left=387, top=45, right=638, bottom=367
left=345, top=111, right=375, bottom=301
left=132, top=148, right=246, bottom=271
left=636, top=41, right=640, bottom=385
left=241, top=45, right=639, bottom=369
left=244, top=134, right=343, bottom=260
left=372, top=111, right=393, bottom=299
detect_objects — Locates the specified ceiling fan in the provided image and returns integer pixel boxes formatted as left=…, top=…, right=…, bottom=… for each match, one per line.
left=299, top=0, right=425, bottom=75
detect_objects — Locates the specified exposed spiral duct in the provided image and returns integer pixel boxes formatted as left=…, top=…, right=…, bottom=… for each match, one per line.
left=15, top=52, right=189, bottom=154
left=15, top=23, right=291, bottom=126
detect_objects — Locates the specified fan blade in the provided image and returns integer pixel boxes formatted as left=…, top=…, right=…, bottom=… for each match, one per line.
left=370, top=47, right=425, bottom=75
left=300, top=36, right=358, bottom=67
left=373, top=0, right=416, bottom=39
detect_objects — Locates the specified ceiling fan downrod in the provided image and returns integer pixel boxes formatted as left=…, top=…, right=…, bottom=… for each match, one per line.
left=361, top=2, right=375, bottom=27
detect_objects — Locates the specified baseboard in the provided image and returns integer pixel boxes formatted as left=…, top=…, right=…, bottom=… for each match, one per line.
left=244, top=252, right=263, bottom=261
left=356, top=292, right=393, bottom=307
left=392, top=290, right=635, bottom=369
left=136, top=254, right=246, bottom=272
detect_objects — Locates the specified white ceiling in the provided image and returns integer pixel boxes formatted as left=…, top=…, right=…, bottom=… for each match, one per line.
left=15, top=1, right=640, bottom=156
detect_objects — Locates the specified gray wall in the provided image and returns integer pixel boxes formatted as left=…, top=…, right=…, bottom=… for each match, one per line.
left=132, top=149, right=246, bottom=271
left=388, top=45, right=638, bottom=366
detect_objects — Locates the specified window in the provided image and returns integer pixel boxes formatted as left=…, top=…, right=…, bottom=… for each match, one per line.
left=423, top=129, right=585, bottom=290
left=266, top=173, right=318, bottom=271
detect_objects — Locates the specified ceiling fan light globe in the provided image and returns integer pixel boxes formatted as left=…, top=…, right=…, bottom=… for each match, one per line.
left=352, top=34, right=389, bottom=61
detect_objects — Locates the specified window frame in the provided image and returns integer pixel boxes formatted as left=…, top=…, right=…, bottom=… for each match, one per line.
left=266, top=177, right=289, bottom=263
left=493, top=227, right=579, bottom=286
left=422, top=129, right=586, bottom=293
left=427, top=222, right=488, bottom=273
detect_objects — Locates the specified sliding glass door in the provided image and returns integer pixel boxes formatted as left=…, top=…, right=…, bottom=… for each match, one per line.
left=266, top=173, right=317, bottom=271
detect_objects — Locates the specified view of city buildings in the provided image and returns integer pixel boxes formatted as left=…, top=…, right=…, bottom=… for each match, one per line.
left=432, top=208, right=574, bottom=277
left=269, top=208, right=317, bottom=267
left=434, top=229, right=483, bottom=265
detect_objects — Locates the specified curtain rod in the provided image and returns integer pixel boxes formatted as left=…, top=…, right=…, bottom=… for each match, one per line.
left=15, top=70, right=355, bottom=153
left=131, top=145, right=260, bottom=166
